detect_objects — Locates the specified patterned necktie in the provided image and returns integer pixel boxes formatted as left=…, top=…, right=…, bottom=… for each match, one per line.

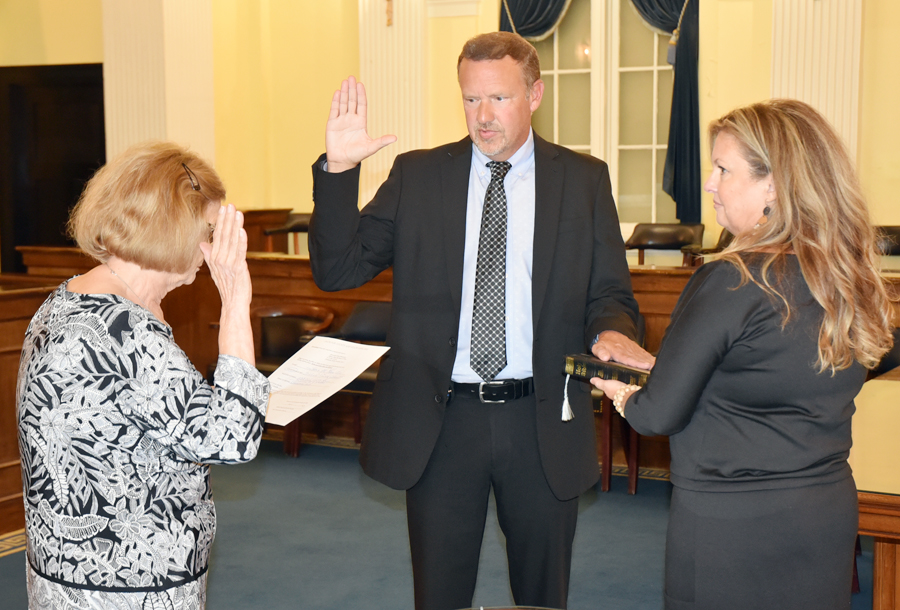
left=471, top=160, right=512, bottom=381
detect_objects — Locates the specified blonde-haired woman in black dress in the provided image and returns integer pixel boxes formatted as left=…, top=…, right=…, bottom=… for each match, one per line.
left=592, top=99, right=893, bottom=609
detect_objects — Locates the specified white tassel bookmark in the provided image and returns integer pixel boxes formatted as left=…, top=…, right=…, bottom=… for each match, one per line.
left=561, top=374, right=574, bottom=421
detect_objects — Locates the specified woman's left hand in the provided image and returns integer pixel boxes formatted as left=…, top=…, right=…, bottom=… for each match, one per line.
left=590, top=377, right=627, bottom=399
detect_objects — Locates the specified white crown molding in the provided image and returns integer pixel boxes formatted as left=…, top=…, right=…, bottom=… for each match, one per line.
left=427, top=0, right=480, bottom=19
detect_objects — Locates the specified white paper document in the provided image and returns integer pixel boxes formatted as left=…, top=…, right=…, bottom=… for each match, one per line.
left=264, top=336, right=389, bottom=426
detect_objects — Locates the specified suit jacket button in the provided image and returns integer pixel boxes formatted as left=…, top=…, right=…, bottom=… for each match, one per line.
left=434, top=394, right=443, bottom=403
left=449, top=338, right=457, bottom=347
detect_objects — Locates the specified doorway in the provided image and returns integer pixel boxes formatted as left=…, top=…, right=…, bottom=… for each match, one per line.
left=0, top=64, right=105, bottom=273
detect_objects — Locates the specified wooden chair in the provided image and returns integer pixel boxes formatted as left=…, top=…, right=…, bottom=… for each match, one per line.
left=595, top=313, right=646, bottom=495
left=263, top=213, right=311, bottom=254
left=625, top=223, right=704, bottom=266
left=251, top=303, right=335, bottom=456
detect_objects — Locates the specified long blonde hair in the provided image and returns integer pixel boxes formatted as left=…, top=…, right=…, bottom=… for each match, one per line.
left=709, top=99, right=893, bottom=372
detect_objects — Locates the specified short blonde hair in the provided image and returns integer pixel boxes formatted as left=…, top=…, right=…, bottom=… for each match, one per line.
left=710, top=99, right=893, bottom=372
left=69, top=141, right=225, bottom=273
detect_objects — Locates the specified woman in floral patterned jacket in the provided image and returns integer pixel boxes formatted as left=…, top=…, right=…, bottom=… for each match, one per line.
left=17, top=141, right=270, bottom=610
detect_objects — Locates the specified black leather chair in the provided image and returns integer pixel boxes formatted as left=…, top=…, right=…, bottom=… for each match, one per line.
left=253, top=303, right=334, bottom=373
left=682, top=228, right=734, bottom=266
left=251, top=303, right=335, bottom=456
left=321, top=301, right=391, bottom=444
left=625, top=223, right=704, bottom=266
left=593, top=313, right=646, bottom=495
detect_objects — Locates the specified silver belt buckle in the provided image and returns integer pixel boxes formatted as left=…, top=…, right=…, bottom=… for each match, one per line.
left=478, top=380, right=507, bottom=403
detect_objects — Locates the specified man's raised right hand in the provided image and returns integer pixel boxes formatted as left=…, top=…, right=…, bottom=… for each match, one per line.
left=325, top=76, right=397, bottom=173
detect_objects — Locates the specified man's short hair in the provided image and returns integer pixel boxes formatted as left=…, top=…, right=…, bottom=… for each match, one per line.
left=458, top=31, right=541, bottom=90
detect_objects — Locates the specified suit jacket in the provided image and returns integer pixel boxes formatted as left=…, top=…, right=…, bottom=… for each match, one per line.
left=309, top=134, right=639, bottom=501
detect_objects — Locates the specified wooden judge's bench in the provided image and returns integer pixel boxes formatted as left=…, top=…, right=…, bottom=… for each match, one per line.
left=851, top=367, right=900, bottom=610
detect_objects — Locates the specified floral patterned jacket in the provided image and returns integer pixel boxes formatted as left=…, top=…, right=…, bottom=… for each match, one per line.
left=17, top=281, right=270, bottom=592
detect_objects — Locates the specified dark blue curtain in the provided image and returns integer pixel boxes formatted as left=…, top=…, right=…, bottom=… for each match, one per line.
left=630, top=0, right=684, bottom=31
left=631, top=0, right=701, bottom=223
left=499, top=0, right=571, bottom=40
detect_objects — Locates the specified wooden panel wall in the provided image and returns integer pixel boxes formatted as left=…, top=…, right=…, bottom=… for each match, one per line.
left=630, top=267, right=696, bottom=353
left=0, top=281, right=57, bottom=536
left=623, top=267, right=696, bottom=470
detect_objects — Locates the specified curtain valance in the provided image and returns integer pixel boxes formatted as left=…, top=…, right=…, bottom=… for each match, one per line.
left=499, top=0, right=572, bottom=41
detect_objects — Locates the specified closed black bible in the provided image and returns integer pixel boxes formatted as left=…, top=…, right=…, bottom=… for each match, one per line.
left=563, top=353, right=649, bottom=386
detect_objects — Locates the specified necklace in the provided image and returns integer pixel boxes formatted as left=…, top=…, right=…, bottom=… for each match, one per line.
left=104, top=263, right=151, bottom=311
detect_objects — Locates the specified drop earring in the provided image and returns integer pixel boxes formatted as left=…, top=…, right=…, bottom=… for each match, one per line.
left=756, top=206, right=771, bottom=227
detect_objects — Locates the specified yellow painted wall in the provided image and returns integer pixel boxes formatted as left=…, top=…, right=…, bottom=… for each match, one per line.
left=3, top=0, right=896, bottom=231
left=0, top=0, right=102, bottom=66
left=698, top=0, right=900, bottom=238
left=697, top=0, right=773, bottom=245
left=426, top=1, right=500, bottom=148
left=213, top=0, right=359, bottom=213
left=427, top=16, right=478, bottom=148
left=859, top=0, right=900, bottom=225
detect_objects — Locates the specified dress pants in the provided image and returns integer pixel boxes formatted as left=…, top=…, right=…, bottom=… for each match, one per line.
left=406, top=391, right=579, bottom=610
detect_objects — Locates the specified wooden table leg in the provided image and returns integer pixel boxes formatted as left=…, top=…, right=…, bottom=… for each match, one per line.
left=873, top=537, right=899, bottom=610
left=620, top=418, right=639, bottom=495
left=600, top=395, right=612, bottom=492
left=283, top=419, right=302, bottom=457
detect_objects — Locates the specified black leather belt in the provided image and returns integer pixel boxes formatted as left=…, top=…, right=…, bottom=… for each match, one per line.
left=450, top=378, right=534, bottom=403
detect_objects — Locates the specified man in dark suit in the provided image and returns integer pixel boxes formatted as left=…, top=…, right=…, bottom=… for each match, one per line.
left=309, top=32, right=653, bottom=610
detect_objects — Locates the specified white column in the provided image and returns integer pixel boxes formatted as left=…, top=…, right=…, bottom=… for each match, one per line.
left=102, top=0, right=215, bottom=162
left=771, top=0, right=862, bottom=158
left=357, top=0, right=427, bottom=204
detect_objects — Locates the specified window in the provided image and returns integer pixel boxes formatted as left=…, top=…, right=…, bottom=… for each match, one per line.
left=532, top=0, right=677, bottom=223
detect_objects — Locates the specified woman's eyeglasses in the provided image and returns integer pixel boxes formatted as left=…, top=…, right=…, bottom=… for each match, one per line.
left=183, top=163, right=216, bottom=242
left=182, top=163, right=211, bottom=202
left=182, top=162, right=201, bottom=191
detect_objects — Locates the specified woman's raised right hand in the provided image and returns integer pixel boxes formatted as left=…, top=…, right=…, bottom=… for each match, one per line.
left=200, top=204, right=255, bottom=364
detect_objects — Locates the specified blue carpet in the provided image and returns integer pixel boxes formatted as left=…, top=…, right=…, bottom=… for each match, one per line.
left=0, top=440, right=875, bottom=609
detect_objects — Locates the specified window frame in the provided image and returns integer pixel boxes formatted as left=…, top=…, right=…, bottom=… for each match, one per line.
left=533, top=0, right=675, bottom=223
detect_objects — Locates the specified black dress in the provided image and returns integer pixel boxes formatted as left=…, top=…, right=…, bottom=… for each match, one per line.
left=626, top=256, right=863, bottom=610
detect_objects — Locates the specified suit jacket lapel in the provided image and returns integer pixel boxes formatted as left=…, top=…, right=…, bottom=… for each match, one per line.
left=532, top=134, right=564, bottom=333
left=442, top=137, right=473, bottom=314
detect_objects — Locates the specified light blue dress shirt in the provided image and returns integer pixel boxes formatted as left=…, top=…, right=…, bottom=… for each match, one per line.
left=451, top=130, right=536, bottom=383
